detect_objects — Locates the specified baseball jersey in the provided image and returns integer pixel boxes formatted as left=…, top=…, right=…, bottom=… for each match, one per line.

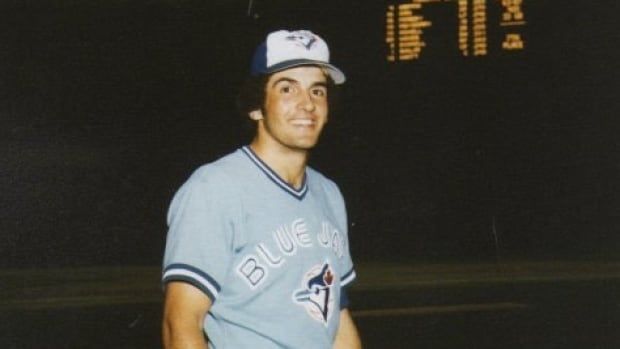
left=162, top=146, right=356, bottom=349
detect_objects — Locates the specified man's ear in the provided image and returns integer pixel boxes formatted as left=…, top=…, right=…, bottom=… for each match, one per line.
left=249, top=109, right=263, bottom=121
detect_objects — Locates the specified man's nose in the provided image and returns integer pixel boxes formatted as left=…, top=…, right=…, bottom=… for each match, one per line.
left=298, top=90, right=316, bottom=112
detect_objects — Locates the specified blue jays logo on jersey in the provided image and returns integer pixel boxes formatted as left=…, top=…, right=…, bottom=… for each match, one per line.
left=293, top=262, right=336, bottom=325
left=285, top=32, right=317, bottom=50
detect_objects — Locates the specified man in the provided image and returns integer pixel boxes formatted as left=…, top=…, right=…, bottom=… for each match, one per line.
left=162, top=29, right=361, bottom=349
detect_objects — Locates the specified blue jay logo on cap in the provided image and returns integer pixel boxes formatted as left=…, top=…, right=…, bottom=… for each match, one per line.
left=285, top=32, right=317, bottom=50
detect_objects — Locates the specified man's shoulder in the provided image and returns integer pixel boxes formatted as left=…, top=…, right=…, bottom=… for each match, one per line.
left=169, top=148, right=248, bottom=207
left=189, top=148, right=247, bottom=183
left=166, top=149, right=247, bottom=225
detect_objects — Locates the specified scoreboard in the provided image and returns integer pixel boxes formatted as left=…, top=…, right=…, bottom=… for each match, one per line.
left=386, top=0, right=526, bottom=61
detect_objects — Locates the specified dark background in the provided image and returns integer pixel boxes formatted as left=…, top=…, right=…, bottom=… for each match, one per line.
left=1, top=0, right=619, bottom=269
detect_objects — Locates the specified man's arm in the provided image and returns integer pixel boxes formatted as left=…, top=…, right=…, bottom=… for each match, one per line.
left=162, top=282, right=212, bottom=349
left=333, top=308, right=362, bottom=349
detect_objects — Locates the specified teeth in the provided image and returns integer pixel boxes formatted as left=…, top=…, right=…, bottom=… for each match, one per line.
left=292, top=120, right=314, bottom=126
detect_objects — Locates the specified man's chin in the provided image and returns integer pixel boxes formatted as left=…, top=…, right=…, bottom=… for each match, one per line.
left=289, top=141, right=319, bottom=152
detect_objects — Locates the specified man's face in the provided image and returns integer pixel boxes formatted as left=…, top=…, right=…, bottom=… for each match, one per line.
left=253, top=66, right=329, bottom=151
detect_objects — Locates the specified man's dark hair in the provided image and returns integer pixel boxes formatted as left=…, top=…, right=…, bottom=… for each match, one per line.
left=236, top=74, right=270, bottom=118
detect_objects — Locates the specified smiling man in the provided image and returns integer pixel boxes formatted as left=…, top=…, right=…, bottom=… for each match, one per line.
left=162, top=30, right=361, bottom=349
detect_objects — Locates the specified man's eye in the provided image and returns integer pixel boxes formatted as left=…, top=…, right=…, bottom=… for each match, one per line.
left=312, top=89, right=326, bottom=97
left=280, top=85, right=293, bottom=94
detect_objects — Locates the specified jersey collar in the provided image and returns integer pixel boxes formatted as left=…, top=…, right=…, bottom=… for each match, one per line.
left=241, top=146, right=308, bottom=201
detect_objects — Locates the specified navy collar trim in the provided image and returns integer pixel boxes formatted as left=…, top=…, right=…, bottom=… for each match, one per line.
left=241, top=146, right=308, bottom=200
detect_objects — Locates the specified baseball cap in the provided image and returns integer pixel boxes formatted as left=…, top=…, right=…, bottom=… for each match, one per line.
left=250, top=30, right=346, bottom=84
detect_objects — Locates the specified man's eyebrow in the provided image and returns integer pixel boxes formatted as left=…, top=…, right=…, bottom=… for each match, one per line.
left=270, top=77, right=328, bottom=88
left=270, top=77, right=297, bottom=87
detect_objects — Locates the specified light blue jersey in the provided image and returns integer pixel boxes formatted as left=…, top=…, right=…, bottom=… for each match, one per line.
left=163, top=146, right=356, bottom=348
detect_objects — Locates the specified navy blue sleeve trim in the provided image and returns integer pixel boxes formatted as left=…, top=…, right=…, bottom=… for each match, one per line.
left=340, top=287, right=350, bottom=309
left=162, top=263, right=221, bottom=302
left=162, top=275, right=216, bottom=302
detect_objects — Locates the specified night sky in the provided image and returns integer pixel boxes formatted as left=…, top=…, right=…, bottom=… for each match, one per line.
left=1, top=0, right=619, bottom=268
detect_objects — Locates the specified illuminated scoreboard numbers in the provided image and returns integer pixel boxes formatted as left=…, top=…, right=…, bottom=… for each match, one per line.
left=385, top=0, right=526, bottom=62
left=397, top=3, right=422, bottom=60
left=399, top=3, right=431, bottom=60
left=472, top=0, right=487, bottom=56
left=500, top=0, right=526, bottom=50
left=502, top=33, right=524, bottom=50
left=458, top=0, right=469, bottom=56
left=385, top=1, right=435, bottom=61
left=501, top=0, right=524, bottom=22
left=386, top=5, right=396, bottom=61
left=400, top=15, right=433, bottom=60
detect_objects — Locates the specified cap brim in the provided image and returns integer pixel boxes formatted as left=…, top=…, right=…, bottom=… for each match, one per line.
left=260, top=59, right=346, bottom=85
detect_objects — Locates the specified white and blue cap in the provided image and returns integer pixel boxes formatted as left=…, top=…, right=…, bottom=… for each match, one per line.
left=250, top=30, right=346, bottom=84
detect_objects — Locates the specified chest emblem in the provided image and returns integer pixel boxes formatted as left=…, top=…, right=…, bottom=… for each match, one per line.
left=293, top=262, right=336, bottom=325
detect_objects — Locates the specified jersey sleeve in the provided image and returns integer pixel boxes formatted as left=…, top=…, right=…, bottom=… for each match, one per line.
left=162, top=168, right=239, bottom=302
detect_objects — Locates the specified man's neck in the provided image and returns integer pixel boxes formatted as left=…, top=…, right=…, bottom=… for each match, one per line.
left=249, top=140, right=309, bottom=189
